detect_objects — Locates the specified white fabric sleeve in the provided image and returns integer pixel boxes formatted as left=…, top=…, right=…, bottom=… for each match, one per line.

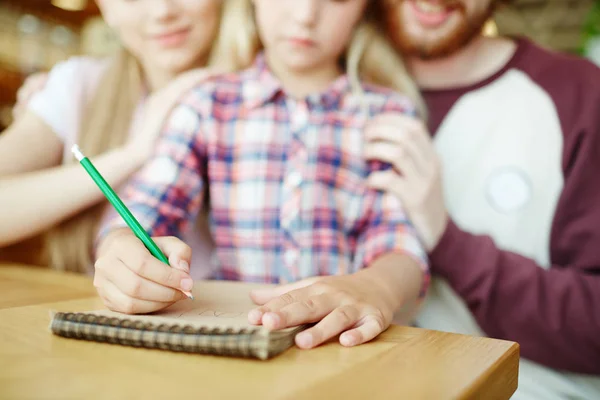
left=27, top=57, right=102, bottom=142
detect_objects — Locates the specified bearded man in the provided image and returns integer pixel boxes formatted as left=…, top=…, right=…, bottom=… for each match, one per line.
left=364, top=1, right=600, bottom=398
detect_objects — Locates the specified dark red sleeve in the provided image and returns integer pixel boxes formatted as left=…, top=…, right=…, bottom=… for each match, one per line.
left=430, top=220, right=600, bottom=374
left=429, top=57, right=600, bottom=374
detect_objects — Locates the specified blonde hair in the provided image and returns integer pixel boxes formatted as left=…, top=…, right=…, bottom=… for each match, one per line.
left=44, top=4, right=233, bottom=273
left=211, top=0, right=426, bottom=116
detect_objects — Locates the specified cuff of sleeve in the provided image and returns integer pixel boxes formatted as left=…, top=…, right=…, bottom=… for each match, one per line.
left=362, top=233, right=431, bottom=299
left=93, top=219, right=128, bottom=257
left=428, top=218, right=469, bottom=279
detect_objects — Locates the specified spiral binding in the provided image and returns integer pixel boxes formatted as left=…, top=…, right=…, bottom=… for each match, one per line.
left=50, top=312, right=300, bottom=360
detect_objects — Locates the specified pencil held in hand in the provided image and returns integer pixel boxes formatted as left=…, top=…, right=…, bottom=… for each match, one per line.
left=71, top=144, right=194, bottom=300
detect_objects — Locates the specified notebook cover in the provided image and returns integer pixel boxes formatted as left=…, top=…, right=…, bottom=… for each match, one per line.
left=50, top=280, right=307, bottom=360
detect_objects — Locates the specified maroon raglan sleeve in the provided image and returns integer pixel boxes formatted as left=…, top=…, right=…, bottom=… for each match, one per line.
left=429, top=54, right=600, bottom=374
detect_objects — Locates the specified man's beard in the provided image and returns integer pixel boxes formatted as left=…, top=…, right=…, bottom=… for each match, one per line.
left=387, top=0, right=498, bottom=60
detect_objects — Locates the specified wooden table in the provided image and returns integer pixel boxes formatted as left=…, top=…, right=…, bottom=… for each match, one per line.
left=0, top=264, right=520, bottom=399
left=0, top=264, right=96, bottom=308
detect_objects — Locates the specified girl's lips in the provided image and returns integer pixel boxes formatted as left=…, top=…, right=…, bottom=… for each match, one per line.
left=153, top=28, right=191, bottom=48
left=288, top=37, right=316, bottom=48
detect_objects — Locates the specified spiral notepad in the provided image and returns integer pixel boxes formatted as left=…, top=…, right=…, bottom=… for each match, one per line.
left=50, top=281, right=307, bottom=360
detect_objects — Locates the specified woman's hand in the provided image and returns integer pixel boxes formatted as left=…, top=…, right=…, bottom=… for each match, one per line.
left=126, top=68, right=217, bottom=162
left=94, top=229, right=194, bottom=314
left=365, top=113, right=448, bottom=251
left=12, top=72, right=48, bottom=120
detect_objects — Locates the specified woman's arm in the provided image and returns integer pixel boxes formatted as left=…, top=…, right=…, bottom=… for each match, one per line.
left=0, top=111, right=63, bottom=175
left=0, top=66, right=216, bottom=248
left=0, top=111, right=145, bottom=247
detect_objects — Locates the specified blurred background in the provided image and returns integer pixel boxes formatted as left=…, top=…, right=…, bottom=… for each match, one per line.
left=0, top=0, right=599, bottom=131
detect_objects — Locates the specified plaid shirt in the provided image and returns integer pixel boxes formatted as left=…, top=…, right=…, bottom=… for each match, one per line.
left=100, top=56, right=429, bottom=287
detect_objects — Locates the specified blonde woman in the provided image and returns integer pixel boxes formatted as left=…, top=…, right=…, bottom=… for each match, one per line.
left=95, top=0, right=429, bottom=349
left=0, top=0, right=235, bottom=274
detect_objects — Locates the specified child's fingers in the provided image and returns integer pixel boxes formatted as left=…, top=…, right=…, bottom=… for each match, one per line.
left=154, top=236, right=192, bottom=272
left=97, top=257, right=186, bottom=303
left=124, top=255, right=192, bottom=293
left=249, top=277, right=321, bottom=305
left=339, top=314, right=387, bottom=347
left=110, top=235, right=192, bottom=291
left=98, top=278, right=175, bottom=315
left=260, top=294, right=337, bottom=330
left=294, top=305, right=361, bottom=349
left=248, top=286, right=318, bottom=325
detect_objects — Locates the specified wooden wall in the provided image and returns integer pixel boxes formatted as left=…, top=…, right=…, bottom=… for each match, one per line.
left=0, top=0, right=105, bottom=129
left=495, top=0, right=595, bottom=52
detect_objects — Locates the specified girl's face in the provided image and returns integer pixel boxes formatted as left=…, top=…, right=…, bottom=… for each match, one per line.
left=253, top=0, right=368, bottom=75
left=97, top=0, right=222, bottom=74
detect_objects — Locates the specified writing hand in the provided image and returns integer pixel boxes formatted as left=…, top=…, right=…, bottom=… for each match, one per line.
left=94, top=229, right=193, bottom=314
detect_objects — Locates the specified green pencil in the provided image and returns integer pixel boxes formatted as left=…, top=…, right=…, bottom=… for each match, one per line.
left=71, top=144, right=193, bottom=300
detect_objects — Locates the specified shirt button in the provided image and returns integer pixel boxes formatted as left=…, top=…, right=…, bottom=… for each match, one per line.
left=281, top=207, right=299, bottom=227
left=295, top=111, right=309, bottom=126
left=284, top=249, right=298, bottom=265
left=280, top=200, right=300, bottom=228
left=287, top=171, right=302, bottom=187
left=290, top=101, right=309, bottom=129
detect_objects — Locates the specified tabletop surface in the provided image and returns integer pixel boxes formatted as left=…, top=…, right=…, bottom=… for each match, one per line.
left=0, top=265, right=96, bottom=309
left=0, top=264, right=519, bottom=399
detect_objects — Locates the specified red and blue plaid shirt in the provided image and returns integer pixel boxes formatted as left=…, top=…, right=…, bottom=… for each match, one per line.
left=100, top=56, right=429, bottom=288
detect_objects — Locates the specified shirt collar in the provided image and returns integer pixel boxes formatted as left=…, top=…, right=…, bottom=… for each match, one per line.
left=243, top=52, right=353, bottom=110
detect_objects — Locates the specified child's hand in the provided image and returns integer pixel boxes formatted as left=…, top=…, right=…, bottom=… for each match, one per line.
left=248, top=273, right=396, bottom=349
left=94, top=229, right=194, bottom=314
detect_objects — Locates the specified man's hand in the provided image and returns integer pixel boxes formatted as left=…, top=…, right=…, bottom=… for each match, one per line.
left=365, top=113, right=448, bottom=251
